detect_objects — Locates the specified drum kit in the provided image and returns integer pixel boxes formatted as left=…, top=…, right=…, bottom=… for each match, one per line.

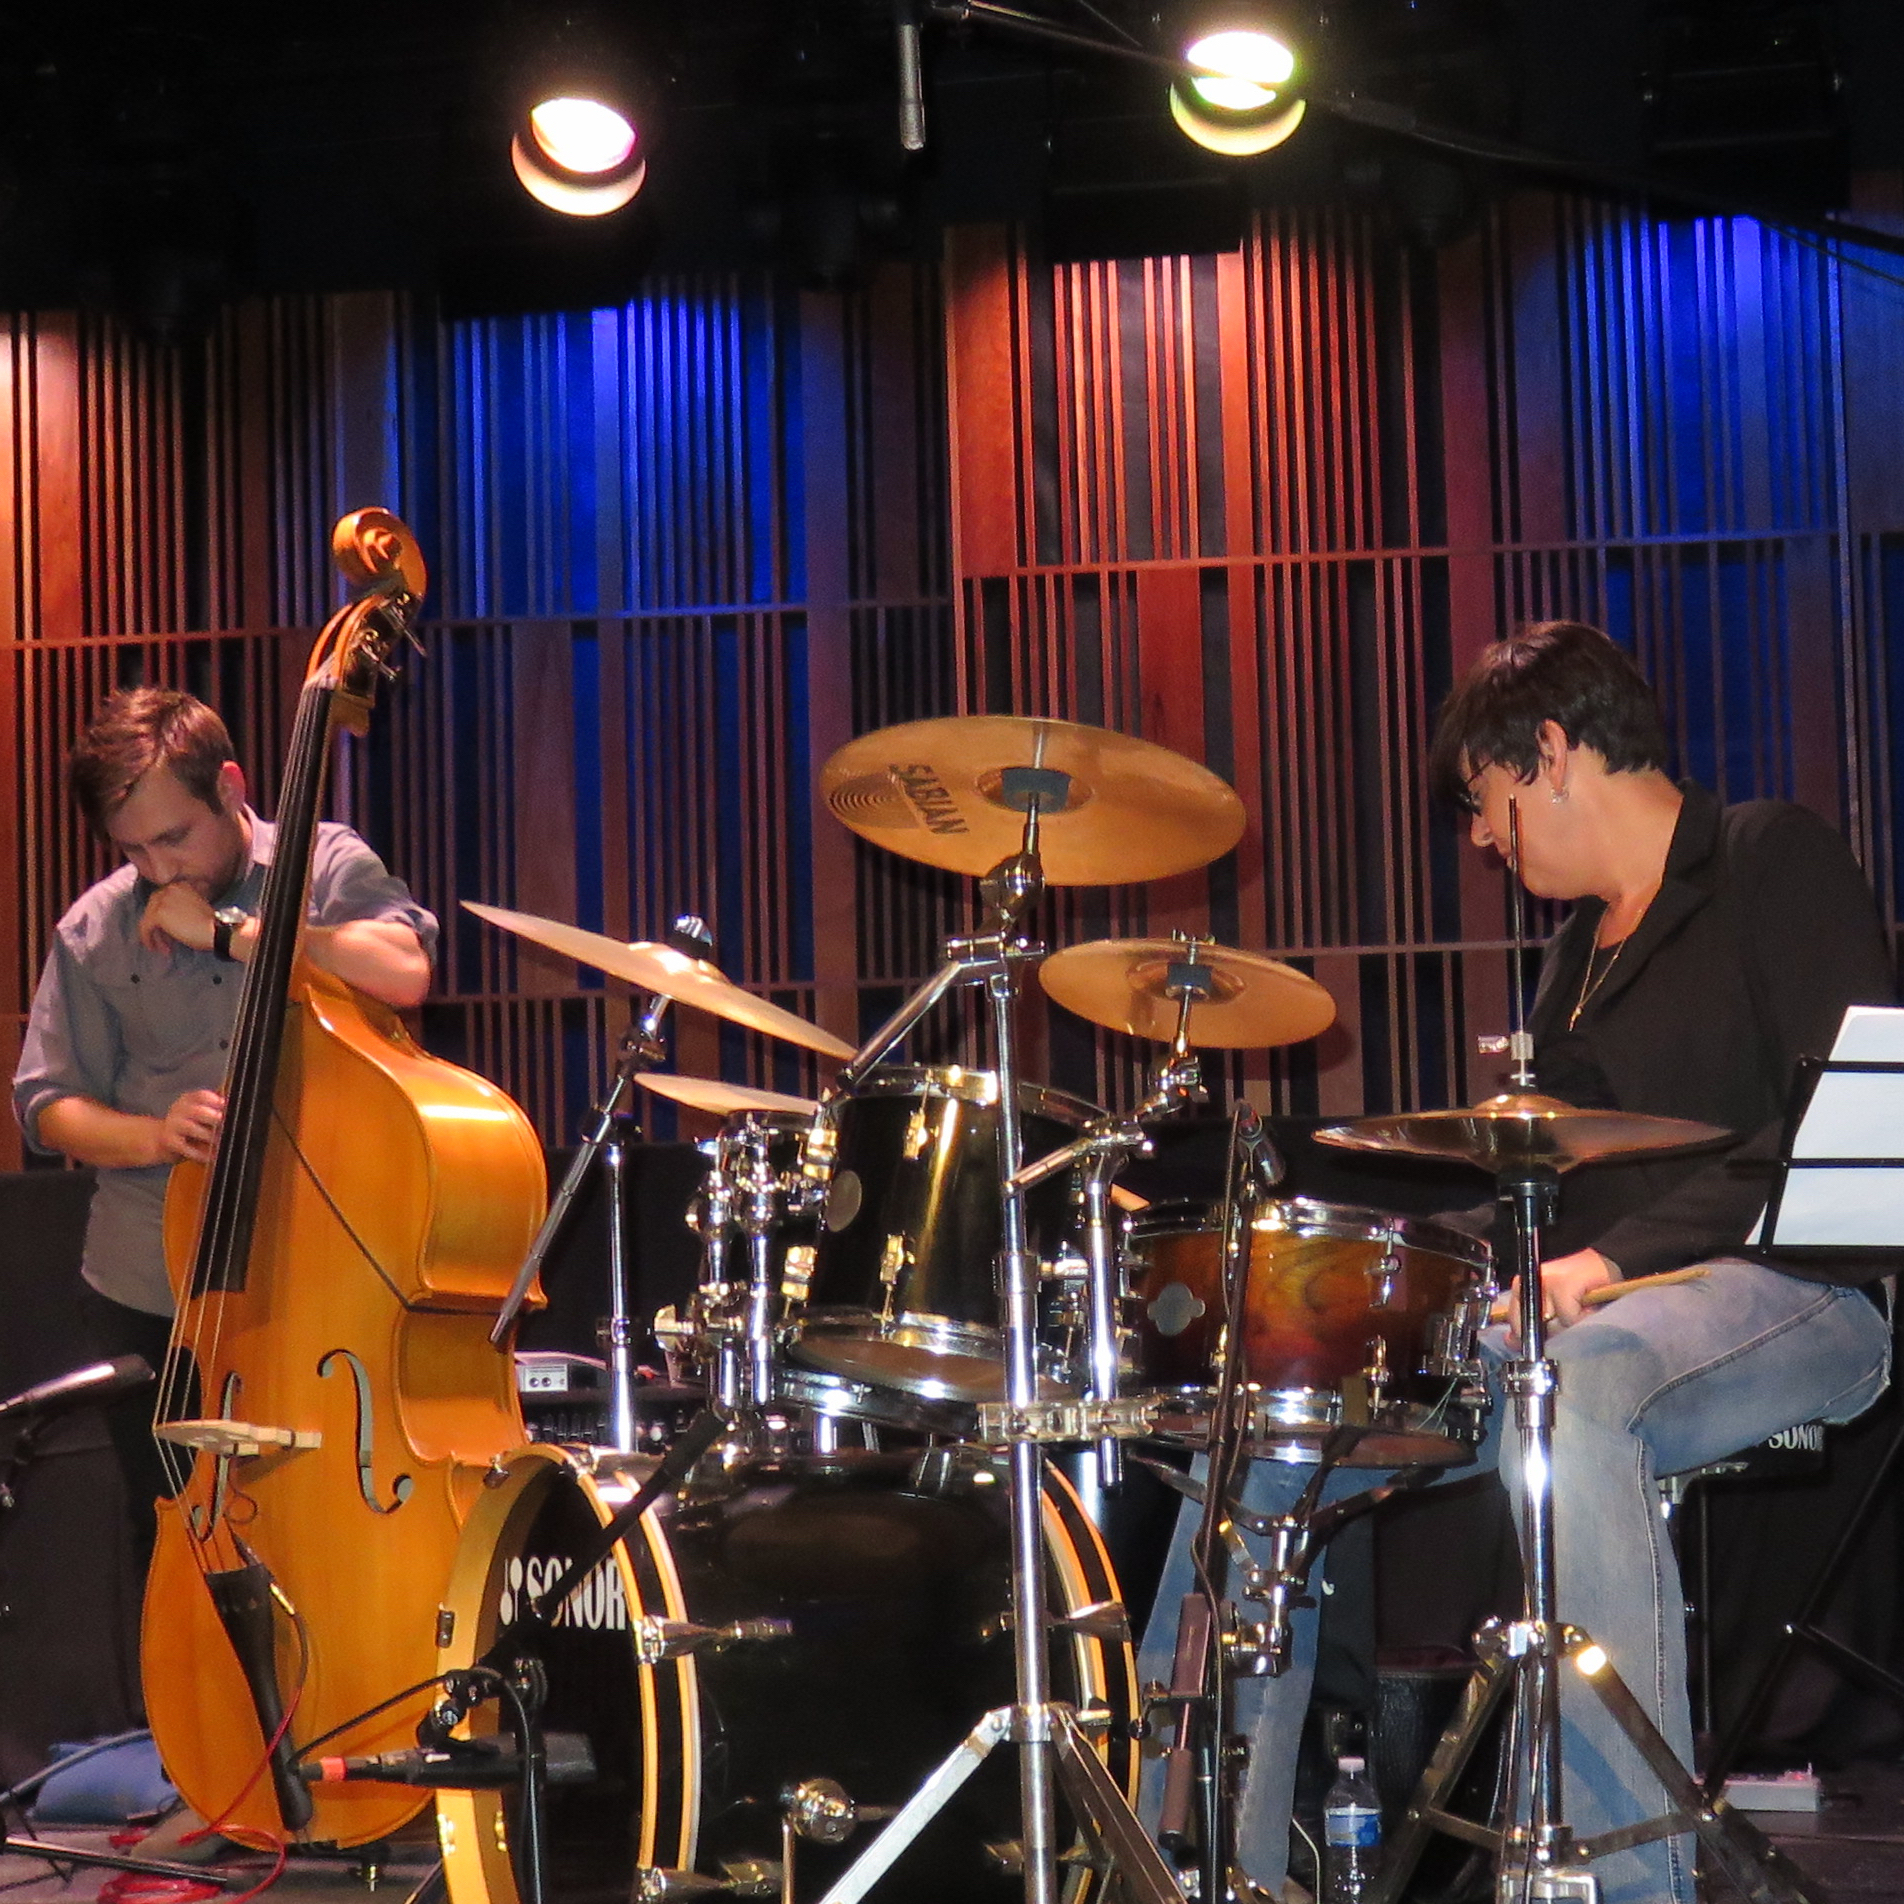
left=442, top=729, right=1793, bottom=1904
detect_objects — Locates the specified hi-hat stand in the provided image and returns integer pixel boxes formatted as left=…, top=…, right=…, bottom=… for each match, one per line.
left=813, top=767, right=1181, bottom=1904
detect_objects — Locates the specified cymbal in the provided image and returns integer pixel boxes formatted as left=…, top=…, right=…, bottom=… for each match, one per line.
left=1315, top=1093, right=1731, bottom=1173
left=1039, top=938, right=1337, bottom=1049
left=638, top=1074, right=821, bottom=1118
left=819, top=715, right=1245, bottom=884
left=463, top=902, right=855, bottom=1061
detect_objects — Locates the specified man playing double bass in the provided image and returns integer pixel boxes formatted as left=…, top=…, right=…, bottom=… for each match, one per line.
left=12, top=687, right=436, bottom=1573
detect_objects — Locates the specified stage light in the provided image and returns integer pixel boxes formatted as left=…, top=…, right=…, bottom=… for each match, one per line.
left=1170, top=11, right=1307, bottom=157
left=503, top=7, right=659, bottom=220
left=511, top=88, right=648, bottom=217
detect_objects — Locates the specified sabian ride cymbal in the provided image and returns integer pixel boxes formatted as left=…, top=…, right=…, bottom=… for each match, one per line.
left=1315, top=1093, right=1731, bottom=1174
left=819, top=715, right=1246, bottom=885
left=638, top=1074, right=822, bottom=1118
left=463, top=902, right=855, bottom=1061
left=1039, top=938, right=1337, bottom=1049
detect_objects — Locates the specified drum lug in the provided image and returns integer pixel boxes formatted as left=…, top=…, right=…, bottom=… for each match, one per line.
left=635, top=1873, right=729, bottom=1901
left=1362, top=1336, right=1392, bottom=1412
left=987, top=1599, right=1131, bottom=1644
left=633, top=1614, right=795, bottom=1665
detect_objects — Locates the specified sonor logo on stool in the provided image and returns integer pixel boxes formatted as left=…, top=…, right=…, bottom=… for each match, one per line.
left=891, top=763, right=968, bottom=834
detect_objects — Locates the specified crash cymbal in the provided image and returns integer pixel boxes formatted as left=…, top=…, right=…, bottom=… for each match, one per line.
left=819, top=715, right=1245, bottom=884
left=1315, top=1093, right=1731, bottom=1173
left=463, top=902, right=855, bottom=1061
left=638, top=1074, right=822, bottom=1118
left=1039, top=937, right=1337, bottom=1049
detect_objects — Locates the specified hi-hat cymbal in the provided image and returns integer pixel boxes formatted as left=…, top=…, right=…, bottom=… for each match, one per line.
left=464, top=902, right=855, bottom=1061
left=638, top=1074, right=821, bottom=1118
left=819, top=715, right=1245, bottom=884
left=1039, top=938, right=1337, bottom=1049
left=1315, top=1093, right=1731, bottom=1174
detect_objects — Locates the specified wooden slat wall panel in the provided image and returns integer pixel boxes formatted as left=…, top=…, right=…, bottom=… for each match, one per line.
left=944, top=191, right=1904, bottom=1118
left=7, top=185, right=1904, bottom=1172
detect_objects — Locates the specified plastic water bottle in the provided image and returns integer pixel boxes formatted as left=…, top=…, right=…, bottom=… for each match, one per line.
left=1322, top=1753, right=1382, bottom=1903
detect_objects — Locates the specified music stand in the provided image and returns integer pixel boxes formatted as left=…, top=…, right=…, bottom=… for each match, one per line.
left=1702, top=1020, right=1904, bottom=1793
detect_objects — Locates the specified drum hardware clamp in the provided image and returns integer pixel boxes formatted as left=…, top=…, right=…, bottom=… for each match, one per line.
left=974, top=1395, right=1162, bottom=1443
left=775, top=1780, right=902, bottom=1904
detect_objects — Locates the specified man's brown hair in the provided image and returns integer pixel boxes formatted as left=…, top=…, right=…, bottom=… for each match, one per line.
left=68, top=689, right=236, bottom=838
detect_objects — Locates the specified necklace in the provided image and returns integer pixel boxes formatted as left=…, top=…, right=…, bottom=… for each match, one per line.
left=1568, top=932, right=1629, bottom=1031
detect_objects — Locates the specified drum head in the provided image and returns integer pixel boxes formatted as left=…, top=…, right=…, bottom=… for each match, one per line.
left=438, top=1446, right=1135, bottom=1904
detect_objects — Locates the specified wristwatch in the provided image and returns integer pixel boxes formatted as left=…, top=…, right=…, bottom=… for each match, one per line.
left=211, top=906, right=250, bottom=963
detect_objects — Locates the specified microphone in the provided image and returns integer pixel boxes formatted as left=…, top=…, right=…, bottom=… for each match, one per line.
left=636, top=915, right=717, bottom=1045
left=1232, top=1104, right=1286, bottom=1196
left=0, top=1355, right=155, bottom=1424
left=301, top=1733, right=596, bottom=1790
left=666, top=913, right=715, bottom=965
left=894, top=0, right=926, bottom=151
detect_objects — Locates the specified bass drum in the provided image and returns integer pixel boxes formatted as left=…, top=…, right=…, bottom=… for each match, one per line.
left=437, top=1444, right=1137, bottom=1904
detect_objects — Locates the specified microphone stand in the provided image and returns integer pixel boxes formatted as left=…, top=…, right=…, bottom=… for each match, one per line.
left=490, top=916, right=714, bottom=1454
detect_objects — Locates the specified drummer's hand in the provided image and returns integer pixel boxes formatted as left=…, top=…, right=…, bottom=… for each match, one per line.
left=1499, top=1249, right=1617, bottom=1347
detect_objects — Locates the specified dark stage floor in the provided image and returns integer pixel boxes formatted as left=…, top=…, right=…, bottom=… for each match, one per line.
left=7, top=1766, right=1904, bottom=1904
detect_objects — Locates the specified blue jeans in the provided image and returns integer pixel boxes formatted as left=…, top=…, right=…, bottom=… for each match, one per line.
left=1136, top=1263, right=1892, bottom=1903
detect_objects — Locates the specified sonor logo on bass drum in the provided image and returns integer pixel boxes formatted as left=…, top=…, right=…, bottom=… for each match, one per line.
left=1762, top=1422, right=1826, bottom=1454
left=498, top=1553, right=629, bottom=1631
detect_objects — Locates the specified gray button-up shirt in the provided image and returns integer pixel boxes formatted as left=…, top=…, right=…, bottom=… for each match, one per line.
left=12, top=813, right=439, bottom=1316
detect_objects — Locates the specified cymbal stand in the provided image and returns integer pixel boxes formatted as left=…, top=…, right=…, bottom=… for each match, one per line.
left=1010, top=960, right=1211, bottom=1490
left=491, top=916, right=714, bottom=1455
left=1372, top=809, right=1812, bottom=1904
left=813, top=766, right=1180, bottom=1904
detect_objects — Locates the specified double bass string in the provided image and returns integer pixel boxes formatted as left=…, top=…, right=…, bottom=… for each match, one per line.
left=155, top=630, right=347, bottom=1539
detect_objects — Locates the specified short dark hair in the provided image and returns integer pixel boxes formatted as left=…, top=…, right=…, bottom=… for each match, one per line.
left=1429, top=621, right=1670, bottom=811
left=69, top=689, right=236, bottom=838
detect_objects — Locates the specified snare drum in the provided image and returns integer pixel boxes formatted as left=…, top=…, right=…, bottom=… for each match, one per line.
left=1125, top=1198, right=1491, bottom=1466
left=789, top=1067, right=1096, bottom=1401
left=436, top=1443, right=1136, bottom=1904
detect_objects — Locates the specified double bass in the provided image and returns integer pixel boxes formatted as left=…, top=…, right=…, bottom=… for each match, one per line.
left=143, top=511, right=547, bottom=1846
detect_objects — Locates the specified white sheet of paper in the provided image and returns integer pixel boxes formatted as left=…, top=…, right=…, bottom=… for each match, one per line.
left=1749, top=1005, right=1904, bottom=1247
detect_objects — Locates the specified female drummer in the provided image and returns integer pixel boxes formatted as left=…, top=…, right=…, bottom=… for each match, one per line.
left=1140, top=620, right=1895, bottom=1904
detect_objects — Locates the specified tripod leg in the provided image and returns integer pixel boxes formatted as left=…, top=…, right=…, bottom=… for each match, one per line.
left=813, top=1708, right=1013, bottom=1904
left=1368, top=1633, right=1516, bottom=1904
left=1573, top=1645, right=1820, bottom=1904
left=1049, top=1710, right=1185, bottom=1904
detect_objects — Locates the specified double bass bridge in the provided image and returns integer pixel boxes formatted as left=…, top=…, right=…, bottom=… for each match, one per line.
left=155, top=1420, right=323, bottom=1459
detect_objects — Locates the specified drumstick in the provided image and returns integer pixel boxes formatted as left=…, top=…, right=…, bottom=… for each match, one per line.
left=1488, top=1266, right=1711, bottom=1324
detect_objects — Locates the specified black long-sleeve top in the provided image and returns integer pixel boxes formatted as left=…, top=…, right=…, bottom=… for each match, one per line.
left=1526, top=781, right=1895, bottom=1283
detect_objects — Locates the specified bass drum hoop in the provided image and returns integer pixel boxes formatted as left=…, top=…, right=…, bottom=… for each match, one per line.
left=435, top=1444, right=1137, bottom=1904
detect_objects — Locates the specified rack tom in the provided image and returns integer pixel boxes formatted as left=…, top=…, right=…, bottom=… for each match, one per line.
left=1125, top=1198, right=1491, bottom=1466
left=789, top=1066, right=1096, bottom=1402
